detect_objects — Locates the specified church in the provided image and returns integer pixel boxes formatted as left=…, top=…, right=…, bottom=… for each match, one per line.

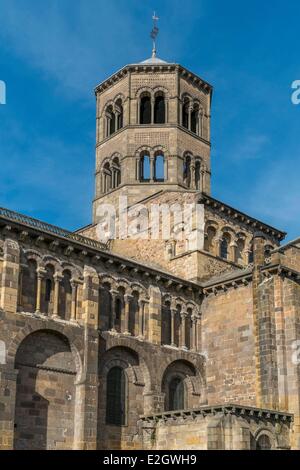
left=0, top=40, right=299, bottom=450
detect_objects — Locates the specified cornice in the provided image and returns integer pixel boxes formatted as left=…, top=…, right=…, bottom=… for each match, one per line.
left=94, top=63, right=213, bottom=95
left=0, top=207, right=203, bottom=296
left=202, top=268, right=253, bottom=296
left=261, top=263, right=300, bottom=281
left=199, top=193, right=286, bottom=241
left=140, top=403, right=293, bottom=423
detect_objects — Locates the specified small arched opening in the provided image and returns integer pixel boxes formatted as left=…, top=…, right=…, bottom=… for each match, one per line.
left=154, top=93, right=166, bottom=124
left=140, top=94, right=151, bottom=124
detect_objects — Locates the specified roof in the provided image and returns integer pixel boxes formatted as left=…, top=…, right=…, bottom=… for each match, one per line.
left=199, top=193, right=287, bottom=241
left=94, top=60, right=213, bottom=95
left=273, top=236, right=300, bottom=252
left=139, top=56, right=169, bottom=65
left=0, top=206, right=202, bottom=293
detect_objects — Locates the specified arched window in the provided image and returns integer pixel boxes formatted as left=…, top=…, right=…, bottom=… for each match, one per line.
left=195, top=160, right=201, bottom=190
left=106, top=105, right=115, bottom=137
left=169, top=377, right=184, bottom=411
left=115, top=98, right=123, bottom=131
left=204, top=226, right=216, bottom=253
left=236, top=238, right=245, bottom=264
left=220, top=234, right=230, bottom=260
left=106, top=367, right=126, bottom=425
left=154, top=154, right=164, bottom=181
left=45, top=279, right=52, bottom=302
left=115, top=297, right=122, bottom=333
left=140, top=153, right=150, bottom=181
left=183, top=155, right=191, bottom=187
left=43, top=264, right=54, bottom=315
left=154, top=94, right=165, bottom=124
left=198, top=110, right=203, bottom=136
left=59, top=270, right=72, bottom=321
left=103, top=161, right=112, bottom=193
left=129, top=291, right=139, bottom=336
left=191, top=106, right=198, bottom=134
left=161, top=301, right=171, bottom=345
left=111, top=157, right=121, bottom=189
left=256, top=434, right=272, bottom=450
left=140, top=94, right=151, bottom=124
left=99, top=283, right=112, bottom=330
left=20, top=259, right=37, bottom=313
left=182, top=98, right=189, bottom=129
left=248, top=246, right=254, bottom=264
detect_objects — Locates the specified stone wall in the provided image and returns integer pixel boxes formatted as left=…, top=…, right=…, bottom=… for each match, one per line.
left=140, top=407, right=292, bottom=450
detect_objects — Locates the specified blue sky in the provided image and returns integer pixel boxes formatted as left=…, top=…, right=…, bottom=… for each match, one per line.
left=0, top=0, right=300, bottom=241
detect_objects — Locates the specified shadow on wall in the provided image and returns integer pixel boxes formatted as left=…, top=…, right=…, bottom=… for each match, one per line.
left=13, top=330, right=77, bottom=450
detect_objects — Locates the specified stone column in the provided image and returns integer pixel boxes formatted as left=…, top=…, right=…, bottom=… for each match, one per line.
left=191, top=315, right=198, bottom=351
left=136, top=157, right=140, bottom=180
left=150, top=155, right=155, bottom=182
left=180, top=311, right=187, bottom=350
left=165, top=99, right=169, bottom=123
left=190, top=163, right=195, bottom=189
left=163, top=156, right=168, bottom=182
left=151, top=98, right=155, bottom=124
left=35, top=268, right=46, bottom=314
left=143, top=300, right=150, bottom=340
left=70, top=279, right=79, bottom=322
left=200, top=169, right=205, bottom=192
left=188, top=105, right=193, bottom=131
left=170, top=308, right=176, bottom=347
left=17, top=265, right=25, bottom=311
left=114, top=112, right=119, bottom=132
left=138, top=299, right=145, bottom=338
left=230, top=241, right=237, bottom=263
left=110, top=289, right=118, bottom=332
left=123, top=293, right=132, bottom=335
left=52, top=273, right=62, bottom=319
left=179, top=101, right=183, bottom=125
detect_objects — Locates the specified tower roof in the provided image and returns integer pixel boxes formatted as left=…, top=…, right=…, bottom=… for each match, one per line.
left=94, top=61, right=213, bottom=95
left=139, top=56, right=170, bottom=65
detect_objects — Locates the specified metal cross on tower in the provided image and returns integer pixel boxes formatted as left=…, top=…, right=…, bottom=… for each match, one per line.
left=150, top=12, right=159, bottom=58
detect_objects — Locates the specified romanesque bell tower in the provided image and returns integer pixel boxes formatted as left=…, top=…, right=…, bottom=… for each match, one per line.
left=93, top=48, right=213, bottom=223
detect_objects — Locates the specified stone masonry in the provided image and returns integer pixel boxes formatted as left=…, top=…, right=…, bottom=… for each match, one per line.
left=0, top=53, right=299, bottom=450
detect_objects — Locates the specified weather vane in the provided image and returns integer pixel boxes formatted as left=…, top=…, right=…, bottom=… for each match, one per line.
left=150, top=12, right=159, bottom=58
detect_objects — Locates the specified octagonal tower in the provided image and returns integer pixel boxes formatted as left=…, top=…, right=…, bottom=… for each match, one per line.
left=93, top=55, right=213, bottom=223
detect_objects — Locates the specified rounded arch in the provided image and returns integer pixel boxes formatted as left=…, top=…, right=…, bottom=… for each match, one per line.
left=253, top=428, right=275, bottom=450
left=41, top=254, right=60, bottom=267
left=135, top=145, right=152, bottom=158
left=102, top=342, right=152, bottom=393
left=113, top=93, right=126, bottom=105
left=60, top=261, right=82, bottom=280
left=101, top=99, right=114, bottom=118
left=13, top=329, right=82, bottom=450
left=161, top=359, right=197, bottom=411
left=153, top=89, right=167, bottom=124
left=135, top=86, right=153, bottom=99
left=153, top=86, right=170, bottom=98
left=7, top=326, right=83, bottom=377
left=23, top=249, right=42, bottom=265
